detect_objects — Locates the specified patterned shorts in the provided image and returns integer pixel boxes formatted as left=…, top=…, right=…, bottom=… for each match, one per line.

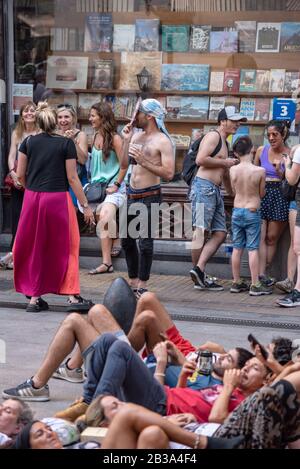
left=261, top=182, right=289, bottom=222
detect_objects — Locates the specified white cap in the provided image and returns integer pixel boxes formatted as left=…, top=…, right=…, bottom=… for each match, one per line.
left=218, top=106, right=247, bottom=122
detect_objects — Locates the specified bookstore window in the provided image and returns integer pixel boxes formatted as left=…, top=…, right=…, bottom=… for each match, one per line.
left=13, top=0, right=300, bottom=185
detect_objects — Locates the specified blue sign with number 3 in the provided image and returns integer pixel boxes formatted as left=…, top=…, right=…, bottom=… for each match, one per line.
left=273, top=98, right=296, bottom=122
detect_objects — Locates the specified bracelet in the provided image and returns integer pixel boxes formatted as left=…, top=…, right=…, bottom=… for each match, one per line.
left=194, top=434, right=200, bottom=450
left=154, top=372, right=165, bottom=377
left=114, top=181, right=121, bottom=188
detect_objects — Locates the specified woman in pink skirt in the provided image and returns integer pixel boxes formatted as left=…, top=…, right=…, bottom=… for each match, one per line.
left=14, top=102, right=95, bottom=313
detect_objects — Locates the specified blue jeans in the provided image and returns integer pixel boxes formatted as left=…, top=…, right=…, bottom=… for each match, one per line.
left=190, top=177, right=226, bottom=232
left=231, top=208, right=261, bottom=251
left=82, top=334, right=167, bottom=414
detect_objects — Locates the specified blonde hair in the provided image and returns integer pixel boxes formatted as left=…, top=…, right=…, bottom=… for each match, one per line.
left=56, top=104, right=78, bottom=127
left=15, top=101, right=38, bottom=141
left=85, top=395, right=107, bottom=427
left=36, top=101, right=57, bottom=134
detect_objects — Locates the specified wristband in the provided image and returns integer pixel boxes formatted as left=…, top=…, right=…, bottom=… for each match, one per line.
left=114, top=181, right=121, bottom=188
left=154, top=372, right=165, bottom=377
left=194, top=434, right=200, bottom=449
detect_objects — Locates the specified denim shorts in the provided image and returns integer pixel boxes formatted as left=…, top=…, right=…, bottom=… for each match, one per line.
left=289, top=200, right=297, bottom=211
left=190, top=177, right=226, bottom=232
left=231, top=208, right=261, bottom=251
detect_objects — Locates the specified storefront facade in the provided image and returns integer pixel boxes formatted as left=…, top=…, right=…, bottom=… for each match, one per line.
left=1, top=0, right=300, bottom=245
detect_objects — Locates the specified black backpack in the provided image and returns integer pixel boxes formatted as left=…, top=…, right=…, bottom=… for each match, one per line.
left=182, top=130, right=223, bottom=186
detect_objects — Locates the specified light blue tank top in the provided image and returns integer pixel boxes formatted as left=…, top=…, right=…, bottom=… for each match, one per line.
left=90, top=147, right=119, bottom=184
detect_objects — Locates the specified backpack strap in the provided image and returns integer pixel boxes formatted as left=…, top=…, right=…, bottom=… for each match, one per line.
left=209, top=130, right=224, bottom=158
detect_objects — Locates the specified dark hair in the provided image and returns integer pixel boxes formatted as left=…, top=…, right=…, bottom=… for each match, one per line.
left=235, top=347, right=254, bottom=369
left=272, top=337, right=297, bottom=365
left=91, top=102, right=117, bottom=161
left=232, top=136, right=253, bottom=157
left=266, top=120, right=291, bottom=142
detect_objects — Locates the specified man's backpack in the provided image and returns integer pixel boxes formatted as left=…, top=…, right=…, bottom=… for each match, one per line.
left=182, top=130, right=223, bottom=186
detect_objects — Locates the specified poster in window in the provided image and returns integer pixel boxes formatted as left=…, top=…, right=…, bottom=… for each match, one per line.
left=12, top=84, right=33, bottom=115
left=46, top=55, right=88, bottom=90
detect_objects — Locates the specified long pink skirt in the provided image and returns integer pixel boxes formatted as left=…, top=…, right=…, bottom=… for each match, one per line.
left=13, top=189, right=80, bottom=297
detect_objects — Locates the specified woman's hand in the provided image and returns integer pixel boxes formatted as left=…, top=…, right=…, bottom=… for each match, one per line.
left=106, top=185, right=118, bottom=195
left=166, top=413, right=197, bottom=427
left=10, top=170, right=20, bottom=188
left=83, top=206, right=95, bottom=226
left=64, top=129, right=77, bottom=140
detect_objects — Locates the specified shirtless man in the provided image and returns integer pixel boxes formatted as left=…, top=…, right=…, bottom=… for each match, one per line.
left=190, top=106, right=246, bottom=291
left=120, top=99, right=175, bottom=296
left=229, top=136, right=271, bottom=296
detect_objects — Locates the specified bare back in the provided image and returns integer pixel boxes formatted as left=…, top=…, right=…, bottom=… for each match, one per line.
left=230, top=163, right=265, bottom=210
left=130, top=130, right=173, bottom=189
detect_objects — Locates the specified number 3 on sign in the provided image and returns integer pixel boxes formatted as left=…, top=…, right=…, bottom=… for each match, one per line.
left=279, top=105, right=288, bottom=117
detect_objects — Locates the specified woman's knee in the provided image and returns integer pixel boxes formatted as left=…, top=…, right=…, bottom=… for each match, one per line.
left=138, top=426, right=169, bottom=449
left=134, top=310, right=157, bottom=328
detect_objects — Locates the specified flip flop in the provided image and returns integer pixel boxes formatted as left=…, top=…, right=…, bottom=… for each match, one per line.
left=89, top=263, right=113, bottom=275
left=111, top=246, right=122, bottom=257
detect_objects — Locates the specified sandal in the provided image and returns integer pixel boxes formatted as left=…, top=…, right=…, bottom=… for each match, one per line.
left=66, top=295, right=94, bottom=313
left=111, top=246, right=122, bottom=257
left=88, top=263, right=113, bottom=275
left=135, top=288, right=148, bottom=299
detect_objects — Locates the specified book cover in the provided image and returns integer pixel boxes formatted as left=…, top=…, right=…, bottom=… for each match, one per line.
left=80, top=124, right=95, bottom=145
left=210, top=31, right=238, bottom=53
left=162, top=25, right=190, bottom=52
left=209, top=71, right=225, bottom=91
left=12, top=84, right=33, bottom=115
left=269, top=69, right=286, bottom=92
left=239, top=97, right=256, bottom=120
left=209, top=96, right=226, bottom=120
left=169, top=134, right=191, bottom=148
left=255, top=22, right=281, bottom=53
left=224, top=96, right=240, bottom=111
left=232, top=125, right=250, bottom=145
left=113, top=24, right=135, bottom=52
left=255, top=69, right=270, bottom=93
left=166, top=96, right=181, bottom=119
left=91, top=59, right=113, bottom=89
left=239, top=69, right=257, bottom=92
left=78, top=93, right=102, bottom=119
left=161, top=64, right=210, bottom=91
left=46, top=55, right=88, bottom=90
left=84, top=13, right=113, bottom=52
left=190, top=25, right=211, bottom=52
left=250, top=125, right=265, bottom=146
left=119, top=52, right=162, bottom=91
left=284, top=71, right=300, bottom=93
left=254, top=98, right=270, bottom=121
left=280, top=22, right=300, bottom=52
left=234, top=21, right=256, bottom=53
left=134, top=19, right=160, bottom=52
left=223, top=68, right=240, bottom=93
left=179, top=96, right=210, bottom=119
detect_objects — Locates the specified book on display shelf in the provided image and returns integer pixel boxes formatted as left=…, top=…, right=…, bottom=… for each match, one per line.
left=223, top=68, right=240, bottom=93
left=255, top=70, right=270, bottom=93
left=134, top=19, right=160, bottom=52
left=166, top=96, right=181, bottom=119
left=112, top=24, right=135, bottom=52
left=161, top=64, right=210, bottom=91
left=255, top=22, right=281, bottom=53
left=84, top=13, right=113, bottom=52
left=162, top=25, right=190, bottom=52
left=234, top=21, right=256, bottom=53
left=209, top=71, right=225, bottom=91
left=284, top=72, right=300, bottom=93
left=269, top=69, right=286, bottom=93
left=119, top=52, right=162, bottom=91
left=91, top=59, right=114, bottom=89
left=239, top=70, right=257, bottom=92
left=210, top=30, right=238, bottom=53
left=179, top=96, right=210, bottom=119
left=254, top=98, right=270, bottom=121
left=239, top=97, right=256, bottom=120
left=280, top=22, right=300, bottom=52
left=190, top=25, right=211, bottom=53
left=209, top=96, right=226, bottom=120
left=78, top=93, right=102, bottom=119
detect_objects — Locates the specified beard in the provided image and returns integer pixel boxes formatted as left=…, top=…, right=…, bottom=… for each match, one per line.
left=212, top=364, right=226, bottom=378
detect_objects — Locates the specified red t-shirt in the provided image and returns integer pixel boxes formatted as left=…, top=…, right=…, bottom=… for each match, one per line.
left=165, top=384, right=245, bottom=423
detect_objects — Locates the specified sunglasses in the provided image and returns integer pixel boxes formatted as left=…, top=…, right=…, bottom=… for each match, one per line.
left=57, top=104, right=76, bottom=112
